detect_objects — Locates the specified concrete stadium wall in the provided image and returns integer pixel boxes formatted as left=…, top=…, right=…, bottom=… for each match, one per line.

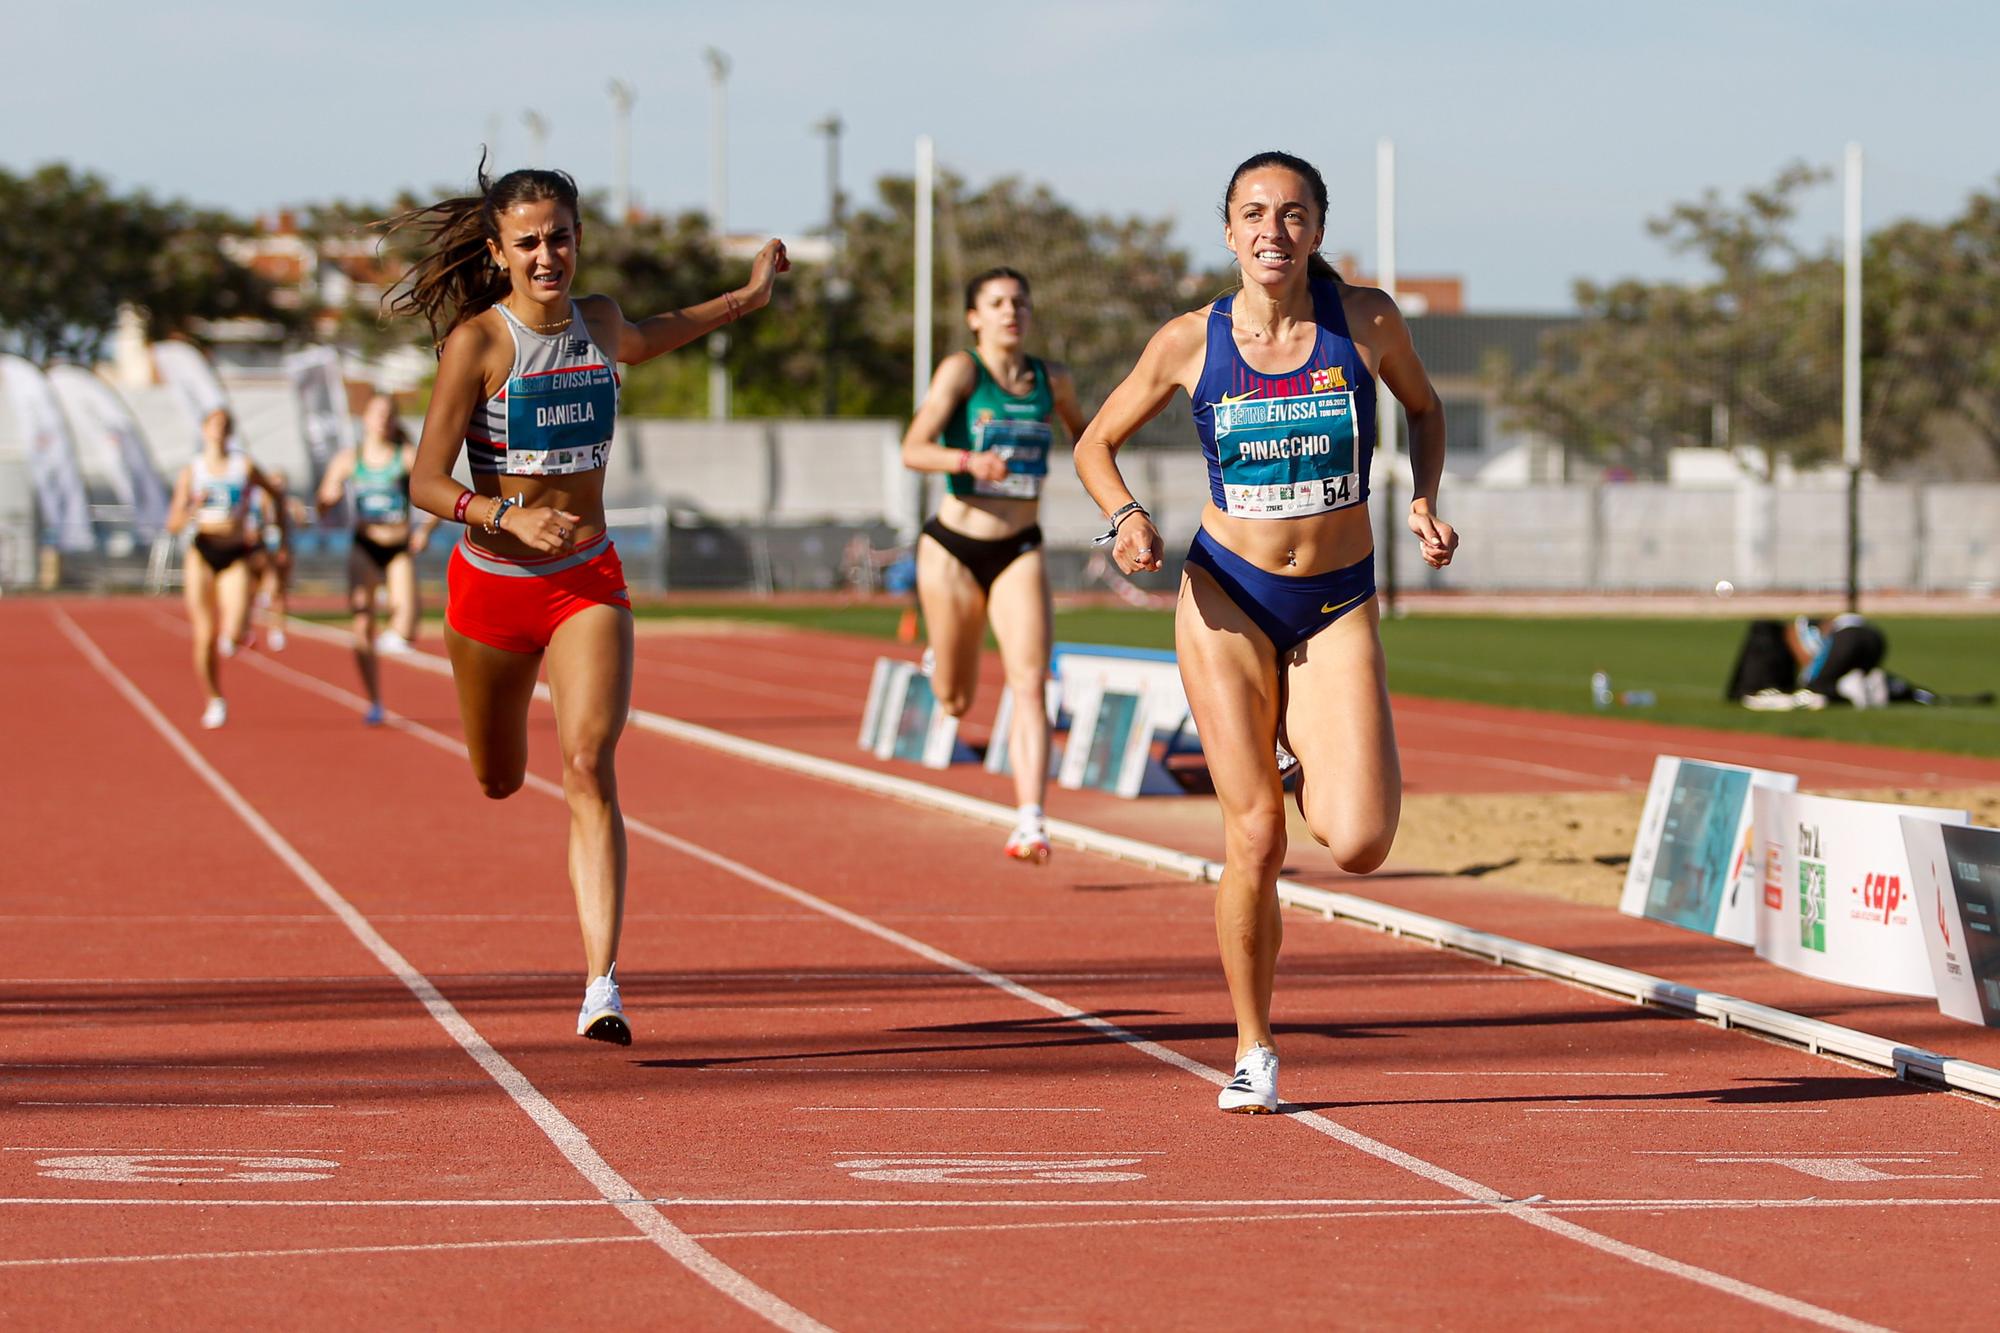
left=5, top=382, right=1999, bottom=592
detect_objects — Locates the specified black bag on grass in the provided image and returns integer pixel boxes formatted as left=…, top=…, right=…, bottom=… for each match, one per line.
left=1724, top=619, right=1794, bottom=700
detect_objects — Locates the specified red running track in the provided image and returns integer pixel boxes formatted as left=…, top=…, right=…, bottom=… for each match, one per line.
left=630, top=620, right=2000, bottom=1067
left=1, top=599, right=1995, bottom=1329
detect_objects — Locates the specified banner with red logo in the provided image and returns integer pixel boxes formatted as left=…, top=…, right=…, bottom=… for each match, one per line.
left=1620, top=756, right=1798, bottom=945
left=1901, top=817, right=2000, bottom=1026
left=1752, top=790, right=1968, bottom=996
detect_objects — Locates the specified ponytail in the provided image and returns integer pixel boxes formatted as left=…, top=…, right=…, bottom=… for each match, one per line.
left=380, top=151, right=581, bottom=353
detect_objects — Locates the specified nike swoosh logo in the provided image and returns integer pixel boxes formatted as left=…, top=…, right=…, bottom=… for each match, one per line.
left=1216, top=390, right=1259, bottom=405
left=1320, top=592, right=1368, bottom=616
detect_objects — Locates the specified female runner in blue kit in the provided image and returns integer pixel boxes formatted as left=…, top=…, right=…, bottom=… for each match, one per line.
left=393, top=160, right=788, bottom=1045
left=1075, top=151, right=1460, bottom=1112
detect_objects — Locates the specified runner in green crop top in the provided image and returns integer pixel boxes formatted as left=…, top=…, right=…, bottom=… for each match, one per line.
left=317, top=393, right=438, bottom=724
left=902, top=267, right=1090, bottom=864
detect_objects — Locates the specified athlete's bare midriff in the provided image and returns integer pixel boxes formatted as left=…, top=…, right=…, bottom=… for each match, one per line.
left=461, top=468, right=608, bottom=560
left=1198, top=501, right=1373, bottom=577
left=934, top=491, right=1039, bottom=541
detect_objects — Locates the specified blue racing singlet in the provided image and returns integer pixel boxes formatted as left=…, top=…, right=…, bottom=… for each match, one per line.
left=1190, top=279, right=1375, bottom=520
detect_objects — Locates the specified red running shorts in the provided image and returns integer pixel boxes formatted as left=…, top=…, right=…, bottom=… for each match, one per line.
left=446, top=531, right=630, bottom=654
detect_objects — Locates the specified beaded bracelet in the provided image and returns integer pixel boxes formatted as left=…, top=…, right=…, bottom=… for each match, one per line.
left=484, top=496, right=517, bottom=535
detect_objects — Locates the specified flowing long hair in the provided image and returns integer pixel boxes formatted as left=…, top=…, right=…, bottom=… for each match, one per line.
left=380, top=152, right=582, bottom=352
left=1219, top=150, right=1340, bottom=283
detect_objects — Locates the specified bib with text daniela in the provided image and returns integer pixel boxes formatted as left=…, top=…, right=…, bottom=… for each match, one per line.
left=1211, top=389, right=1360, bottom=518
left=503, top=364, right=617, bottom=476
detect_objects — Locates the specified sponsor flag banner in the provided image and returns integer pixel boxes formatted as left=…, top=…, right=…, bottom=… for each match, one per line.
left=286, top=346, right=353, bottom=478
left=1753, top=790, right=1968, bottom=996
left=1620, top=755, right=1798, bottom=945
left=151, top=341, right=239, bottom=452
left=1901, top=817, right=2000, bottom=1026
left=46, top=366, right=170, bottom=539
left=0, top=355, right=94, bottom=552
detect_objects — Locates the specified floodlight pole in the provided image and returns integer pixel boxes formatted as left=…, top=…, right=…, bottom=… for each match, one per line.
left=704, top=49, right=732, bottom=421
left=912, top=135, right=936, bottom=541
left=1842, top=142, right=1863, bottom=612
left=607, top=80, right=635, bottom=223
left=816, top=113, right=846, bottom=416
left=1376, top=138, right=1399, bottom=617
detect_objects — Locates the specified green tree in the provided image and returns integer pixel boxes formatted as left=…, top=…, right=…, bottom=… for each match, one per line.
left=0, top=163, right=292, bottom=362
left=1505, top=163, right=1846, bottom=477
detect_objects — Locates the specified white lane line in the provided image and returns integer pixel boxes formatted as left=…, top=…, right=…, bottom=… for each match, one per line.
left=243, top=638, right=1886, bottom=1333
left=701, top=1068, right=995, bottom=1075
left=8, top=1194, right=2000, bottom=1214
left=636, top=657, right=858, bottom=710
left=1376, top=1064, right=1672, bottom=1072
left=0, top=1234, right=646, bottom=1269
left=2, top=1147, right=340, bottom=1153
left=16, top=1102, right=335, bottom=1110
left=1635, top=1151, right=1964, bottom=1156
left=794, top=1107, right=1101, bottom=1114
left=55, top=611, right=829, bottom=1333
left=1, top=1064, right=265, bottom=1071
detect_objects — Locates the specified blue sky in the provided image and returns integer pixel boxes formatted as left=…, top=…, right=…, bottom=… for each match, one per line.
left=8, top=1, right=1994, bottom=310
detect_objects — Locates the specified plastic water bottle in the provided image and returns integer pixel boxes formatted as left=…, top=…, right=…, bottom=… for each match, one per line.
left=1591, top=671, right=1613, bottom=709
left=1619, top=689, right=1657, bottom=708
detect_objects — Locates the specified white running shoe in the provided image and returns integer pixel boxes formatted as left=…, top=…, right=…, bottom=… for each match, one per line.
left=1864, top=668, right=1890, bottom=710
left=577, top=967, right=631, bottom=1046
left=376, top=631, right=411, bottom=656
left=1218, top=1044, right=1279, bottom=1114
left=1835, top=669, right=1869, bottom=709
left=200, top=698, right=228, bottom=730
left=217, top=636, right=238, bottom=659
left=266, top=627, right=287, bottom=652
left=1741, top=688, right=1796, bottom=712
left=1004, top=819, right=1052, bottom=865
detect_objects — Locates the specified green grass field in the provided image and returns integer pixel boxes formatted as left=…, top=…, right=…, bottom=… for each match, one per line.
left=618, top=603, right=2000, bottom=761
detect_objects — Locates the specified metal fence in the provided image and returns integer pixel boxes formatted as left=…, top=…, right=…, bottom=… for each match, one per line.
left=6, top=470, right=1997, bottom=600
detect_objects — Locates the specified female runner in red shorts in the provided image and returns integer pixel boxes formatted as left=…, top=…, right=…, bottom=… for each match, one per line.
left=395, top=159, right=788, bottom=1045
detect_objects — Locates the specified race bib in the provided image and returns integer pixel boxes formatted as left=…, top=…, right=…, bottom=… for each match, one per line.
left=355, top=486, right=406, bottom=524
left=971, top=418, right=1052, bottom=500
left=197, top=479, right=242, bottom=525
left=1212, top=390, right=1360, bottom=518
left=504, top=365, right=617, bottom=476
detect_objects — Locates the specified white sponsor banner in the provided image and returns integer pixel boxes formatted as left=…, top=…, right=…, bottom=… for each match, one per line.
left=1620, top=755, right=1798, bottom=945
left=285, top=346, right=353, bottom=477
left=1752, top=790, right=1968, bottom=996
left=150, top=341, right=240, bottom=452
left=1901, top=817, right=2000, bottom=1026
left=46, top=366, right=170, bottom=539
left=0, top=355, right=94, bottom=552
